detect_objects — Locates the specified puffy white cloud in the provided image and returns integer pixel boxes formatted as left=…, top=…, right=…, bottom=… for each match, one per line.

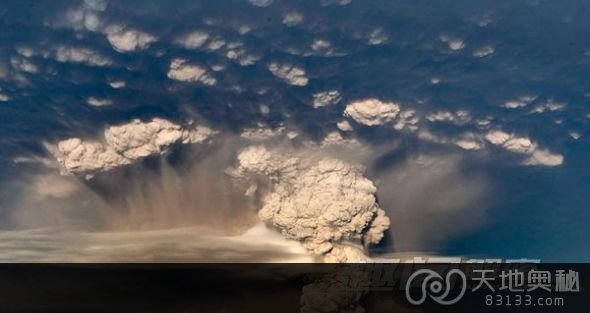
left=87, top=97, right=112, bottom=107
left=393, top=109, right=420, bottom=131
left=419, top=130, right=483, bottom=151
left=440, top=35, right=465, bottom=50
left=268, top=62, right=309, bottom=86
left=454, top=110, right=471, bottom=122
left=524, top=149, right=564, bottom=167
left=225, top=46, right=262, bottom=66
left=503, top=137, right=534, bottom=154
left=167, top=58, right=216, bottom=85
left=417, top=131, right=443, bottom=144
left=475, top=118, right=493, bottom=128
left=473, top=46, right=495, bottom=58
left=0, top=93, right=10, bottom=102
left=312, top=90, right=341, bottom=108
left=455, top=139, right=482, bottom=150
left=503, top=95, right=536, bottom=109
left=336, top=120, right=353, bottom=132
left=248, top=0, right=274, bottom=7
left=484, top=130, right=511, bottom=145
left=449, top=39, right=465, bottom=50
left=503, top=101, right=526, bottom=109
left=344, top=99, right=400, bottom=126
left=485, top=130, right=563, bottom=166
left=104, top=118, right=213, bottom=159
left=287, top=131, right=299, bottom=140
left=426, top=111, right=454, bottom=122
left=236, top=25, right=252, bottom=34
left=105, top=26, right=157, bottom=53
left=175, top=31, right=209, bottom=49
left=62, top=6, right=103, bottom=32
left=229, top=146, right=390, bottom=256
left=290, top=39, right=347, bottom=58
left=368, top=28, right=388, bottom=45
left=237, top=53, right=262, bottom=66
left=206, top=38, right=226, bottom=51
left=426, top=110, right=471, bottom=125
left=10, top=57, right=38, bottom=73
left=210, top=64, right=225, bottom=72
left=259, top=104, right=270, bottom=115
left=531, top=100, right=566, bottom=113
left=109, top=80, right=126, bottom=89
left=53, top=46, right=112, bottom=66
left=225, top=50, right=240, bottom=60
left=320, top=131, right=360, bottom=147
left=240, top=125, right=286, bottom=141
left=50, top=118, right=216, bottom=177
left=16, top=47, right=34, bottom=58
left=282, top=12, right=304, bottom=27
left=485, top=131, right=535, bottom=153
left=311, top=39, right=332, bottom=51
left=50, top=0, right=105, bottom=35
left=569, top=131, right=581, bottom=140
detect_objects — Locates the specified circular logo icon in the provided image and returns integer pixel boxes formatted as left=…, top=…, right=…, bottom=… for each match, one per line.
left=405, top=269, right=467, bottom=305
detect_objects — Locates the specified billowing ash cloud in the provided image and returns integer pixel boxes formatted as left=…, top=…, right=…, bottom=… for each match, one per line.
left=227, top=145, right=390, bottom=261
left=0, top=224, right=313, bottom=262
left=52, top=139, right=131, bottom=177
left=49, top=118, right=216, bottom=177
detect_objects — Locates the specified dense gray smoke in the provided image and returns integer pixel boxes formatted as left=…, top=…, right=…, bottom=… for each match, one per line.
left=227, top=145, right=390, bottom=261
left=11, top=137, right=257, bottom=234
left=0, top=117, right=488, bottom=262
